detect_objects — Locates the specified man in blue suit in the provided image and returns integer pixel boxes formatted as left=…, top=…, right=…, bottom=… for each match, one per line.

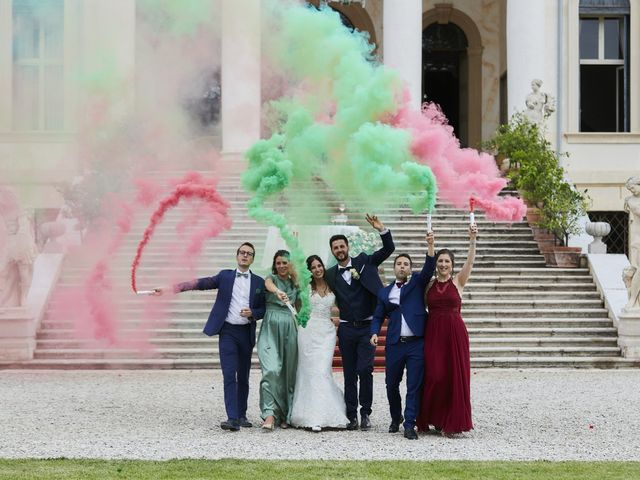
left=325, top=214, right=395, bottom=431
left=370, top=232, right=435, bottom=439
left=158, top=242, right=265, bottom=432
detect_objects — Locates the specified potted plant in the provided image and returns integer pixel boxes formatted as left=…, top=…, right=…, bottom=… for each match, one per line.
left=482, top=113, right=561, bottom=213
left=483, top=113, right=589, bottom=266
left=537, top=180, right=590, bottom=267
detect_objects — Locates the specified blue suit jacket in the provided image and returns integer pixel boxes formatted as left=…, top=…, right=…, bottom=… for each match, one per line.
left=176, top=270, right=266, bottom=346
left=325, top=230, right=395, bottom=321
left=371, top=254, right=436, bottom=345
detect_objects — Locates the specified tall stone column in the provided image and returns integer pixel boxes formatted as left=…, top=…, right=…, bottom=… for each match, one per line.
left=383, top=0, right=422, bottom=110
left=506, top=0, right=547, bottom=116
left=221, top=0, right=261, bottom=156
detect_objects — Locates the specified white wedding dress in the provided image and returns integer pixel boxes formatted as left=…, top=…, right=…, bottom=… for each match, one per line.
left=290, top=291, right=349, bottom=429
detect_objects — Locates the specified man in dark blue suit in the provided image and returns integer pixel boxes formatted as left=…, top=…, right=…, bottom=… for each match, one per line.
left=370, top=232, right=435, bottom=439
left=158, top=242, right=265, bottom=432
left=325, top=214, right=395, bottom=431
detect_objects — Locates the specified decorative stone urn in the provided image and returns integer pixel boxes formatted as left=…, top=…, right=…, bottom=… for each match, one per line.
left=585, top=221, right=611, bottom=254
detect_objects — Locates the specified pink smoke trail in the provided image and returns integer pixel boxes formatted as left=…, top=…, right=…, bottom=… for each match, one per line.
left=83, top=201, right=135, bottom=344
left=130, top=176, right=231, bottom=293
left=393, top=103, right=526, bottom=222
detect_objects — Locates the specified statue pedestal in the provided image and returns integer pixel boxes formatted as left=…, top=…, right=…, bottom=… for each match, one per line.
left=0, top=253, right=64, bottom=363
left=618, top=309, right=640, bottom=359
left=0, top=307, right=36, bottom=361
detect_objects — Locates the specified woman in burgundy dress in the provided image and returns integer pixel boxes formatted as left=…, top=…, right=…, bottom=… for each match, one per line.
left=416, top=224, right=477, bottom=436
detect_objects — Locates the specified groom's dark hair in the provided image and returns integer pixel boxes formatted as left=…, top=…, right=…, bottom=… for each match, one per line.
left=394, top=253, right=413, bottom=267
left=329, top=234, right=349, bottom=248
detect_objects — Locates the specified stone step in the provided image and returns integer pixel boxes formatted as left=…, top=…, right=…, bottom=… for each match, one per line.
left=5, top=356, right=638, bottom=370
left=462, top=299, right=604, bottom=308
left=58, top=267, right=593, bottom=279
left=44, top=291, right=602, bottom=310
left=42, top=303, right=609, bottom=320
left=105, top=250, right=544, bottom=259
left=469, top=337, right=618, bottom=347
left=37, top=328, right=206, bottom=340
left=462, top=308, right=608, bottom=318
left=468, top=276, right=594, bottom=284
left=125, top=219, right=531, bottom=229
left=36, top=334, right=619, bottom=350
left=469, top=357, right=640, bottom=368
left=62, top=271, right=581, bottom=288
left=124, top=227, right=268, bottom=236
left=469, top=346, right=620, bottom=357
left=464, top=317, right=613, bottom=327
left=104, top=246, right=546, bottom=255
left=0, top=358, right=235, bottom=369
left=466, top=283, right=597, bottom=292
left=58, top=261, right=550, bottom=277
left=40, top=316, right=614, bottom=331
left=32, top=343, right=621, bottom=360
left=37, top=324, right=619, bottom=341
left=466, top=327, right=618, bottom=337
left=33, top=348, right=222, bottom=360
left=464, top=291, right=601, bottom=300
left=98, top=260, right=549, bottom=271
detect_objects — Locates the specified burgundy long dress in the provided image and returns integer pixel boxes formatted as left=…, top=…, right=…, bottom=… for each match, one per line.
left=416, top=278, right=473, bottom=434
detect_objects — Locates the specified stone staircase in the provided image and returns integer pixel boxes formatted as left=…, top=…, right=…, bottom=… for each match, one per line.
left=3, top=175, right=637, bottom=369
left=374, top=209, right=628, bottom=368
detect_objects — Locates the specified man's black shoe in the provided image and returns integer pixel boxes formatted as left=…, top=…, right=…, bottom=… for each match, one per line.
left=239, top=418, right=253, bottom=428
left=404, top=427, right=418, bottom=440
left=388, top=416, right=404, bottom=433
left=360, top=414, right=371, bottom=431
left=346, top=418, right=359, bottom=430
left=220, top=419, right=240, bottom=431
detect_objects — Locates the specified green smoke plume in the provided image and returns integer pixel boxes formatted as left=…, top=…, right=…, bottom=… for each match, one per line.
left=243, top=2, right=438, bottom=326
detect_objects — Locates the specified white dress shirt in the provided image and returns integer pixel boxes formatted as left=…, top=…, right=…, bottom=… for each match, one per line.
left=225, top=269, right=251, bottom=325
left=339, top=260, right=354, bottom=285
left=388, top=282, right=415, bottom=336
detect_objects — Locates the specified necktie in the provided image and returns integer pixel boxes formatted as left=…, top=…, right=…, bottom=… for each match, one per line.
left=236, top=272, right=249, bottom=278
left=396, top=281, right=405, bottom=289
left=338, top=267, right=350, bottom=274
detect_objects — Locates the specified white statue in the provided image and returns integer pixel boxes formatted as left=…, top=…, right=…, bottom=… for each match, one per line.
left=623, top=176, right=640, bottom=311
left=0, top=187, right=38, bottom=307
left=524, top=79, right=556, bottom=126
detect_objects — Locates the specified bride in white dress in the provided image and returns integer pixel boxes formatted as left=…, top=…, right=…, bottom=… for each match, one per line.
left=290, top=255, right=349, bottom=431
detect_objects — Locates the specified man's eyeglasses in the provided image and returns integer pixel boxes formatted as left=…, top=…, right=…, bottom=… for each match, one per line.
left=238, top=250, right=255, bottom=257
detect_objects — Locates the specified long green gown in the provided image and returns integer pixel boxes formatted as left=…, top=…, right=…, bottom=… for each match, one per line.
left=257, top=274, right=299, bottom=424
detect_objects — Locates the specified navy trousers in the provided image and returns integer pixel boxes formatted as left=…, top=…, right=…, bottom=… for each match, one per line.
left=338, top=323, right=376, bottom=420
left=219, top=322, right=253, bottom=421
left=385, top=338, right=425, bottom=429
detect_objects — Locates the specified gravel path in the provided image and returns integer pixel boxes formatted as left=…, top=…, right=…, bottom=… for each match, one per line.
left=1, top=369, right=639, bottom=461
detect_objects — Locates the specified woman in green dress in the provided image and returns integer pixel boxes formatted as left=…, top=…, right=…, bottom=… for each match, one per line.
left=258, top=249, right=300, bottom=430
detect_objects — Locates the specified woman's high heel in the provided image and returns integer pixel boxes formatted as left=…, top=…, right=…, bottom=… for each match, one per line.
left=262, top=416, right=275, bottom=431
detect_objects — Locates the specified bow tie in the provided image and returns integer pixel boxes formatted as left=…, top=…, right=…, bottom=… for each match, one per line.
left=338, top=267, right=351, bottom=274
left=396, top=281, right=405, bottom=289
left=236, top=272, right=249, bottom=278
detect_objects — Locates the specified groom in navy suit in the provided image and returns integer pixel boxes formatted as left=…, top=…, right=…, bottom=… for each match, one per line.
left=371, top=232, right=435, bottom=439
left=325, top=214, right=395, bottom=431
left=159, top=242, right=265, bottom=432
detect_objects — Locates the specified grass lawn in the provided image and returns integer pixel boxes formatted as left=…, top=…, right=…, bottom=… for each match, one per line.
left=0, top=459, right=639, bottom=480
